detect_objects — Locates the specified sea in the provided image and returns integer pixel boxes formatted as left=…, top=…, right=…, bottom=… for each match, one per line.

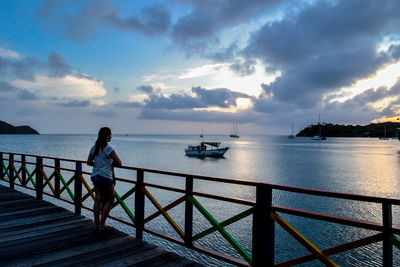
left=1, top=134, right=400, bottom=266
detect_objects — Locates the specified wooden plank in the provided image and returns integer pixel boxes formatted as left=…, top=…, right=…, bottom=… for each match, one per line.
left=0, top=216, right=89, bottom=238
left=0, top=209, right=74, bottom=228
left=7, top=236, right=136, bottom=266
left=0, top=185, right=202, bottom=266
left=37, top=238, right=154, bottom=266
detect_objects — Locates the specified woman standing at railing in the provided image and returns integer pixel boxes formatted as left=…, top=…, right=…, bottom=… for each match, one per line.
left=87, top=127, right=122, bottom=232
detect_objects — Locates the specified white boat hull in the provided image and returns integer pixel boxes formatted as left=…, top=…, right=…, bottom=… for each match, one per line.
left=185, top=147, right=229, bottom=157
left=312, top=135, right=326, bottom=140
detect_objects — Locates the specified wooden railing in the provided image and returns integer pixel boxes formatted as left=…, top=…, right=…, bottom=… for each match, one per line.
left=1, top=151, right=400, bottom=266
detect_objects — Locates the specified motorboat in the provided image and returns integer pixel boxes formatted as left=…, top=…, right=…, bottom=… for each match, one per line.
left=185, top=142, right=229, bottom=157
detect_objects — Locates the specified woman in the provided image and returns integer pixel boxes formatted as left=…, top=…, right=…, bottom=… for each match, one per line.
left=87, top=127, right=122, bottom=231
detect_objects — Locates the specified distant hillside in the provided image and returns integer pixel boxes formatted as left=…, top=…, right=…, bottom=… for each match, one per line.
left=297, top=122, right=400, bottom=138
left=0, top=120, right=39, bottom=134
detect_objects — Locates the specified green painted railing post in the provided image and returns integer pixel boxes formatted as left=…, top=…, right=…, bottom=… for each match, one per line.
left=54, top=159, right=60, bottom=198
left=135, top=169, right=145, bottom=240
left=253, top=184, right=274, bottom=267
left=36, top=156, right=43, bottom=200
left=185, top=176, right=193, bottom=247
left=74, top=162, right=82, bottom=215
left=383, top=201, right=393, bottom=267
left=21, top=155, right=26, bottom=186
left=0, top=152, right=3, bottom=178
left=9, top=153, right=14, bottom=189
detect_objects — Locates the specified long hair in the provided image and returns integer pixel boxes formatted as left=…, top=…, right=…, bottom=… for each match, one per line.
left=94, top=127, right=111, bottom=158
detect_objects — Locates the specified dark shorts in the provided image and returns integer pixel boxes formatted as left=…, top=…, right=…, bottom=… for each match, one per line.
left=91, top=174, right=113, bottom=188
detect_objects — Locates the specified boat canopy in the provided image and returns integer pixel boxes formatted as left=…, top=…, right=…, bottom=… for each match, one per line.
left=202, top=142, right=221, bottom=147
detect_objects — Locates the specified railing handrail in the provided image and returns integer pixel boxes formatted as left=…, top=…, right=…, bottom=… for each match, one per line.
left=2, top=151, right=400, bottom=205
left=1, top=151, right=400, bottom=266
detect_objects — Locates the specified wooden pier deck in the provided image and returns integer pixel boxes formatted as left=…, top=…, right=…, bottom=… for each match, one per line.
left=0, top=185, right=203, bottom=266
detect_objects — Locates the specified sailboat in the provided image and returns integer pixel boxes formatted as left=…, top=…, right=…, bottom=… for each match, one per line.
left=288, top=122, right=295, bottom=139
left=200, top=124, right=204, bottom=138
left=311, top=114, right=327, bottom=140
left=229, top=123, right=240, bottom=138
left=379, top=124, right=390, bottom=140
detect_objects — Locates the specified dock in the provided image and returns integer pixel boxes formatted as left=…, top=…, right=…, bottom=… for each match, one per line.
left=0, top=185, right=202, bottom=266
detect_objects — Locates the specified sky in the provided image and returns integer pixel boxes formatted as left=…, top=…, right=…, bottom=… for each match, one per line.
left=1, top=0, right=400, bottom=135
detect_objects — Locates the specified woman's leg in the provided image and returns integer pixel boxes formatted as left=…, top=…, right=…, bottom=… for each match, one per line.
left=99, top=184, right=114, bottom=230
left=93, top=185, right=102, bottom=230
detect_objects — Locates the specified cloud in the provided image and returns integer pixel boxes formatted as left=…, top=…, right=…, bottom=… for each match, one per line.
left=114, top=101, right=143, bottom=108
left=106, top=4, right=171, bottom=36
left=229, top=58, right=256, bottom=76
left=37, top=0, right=171, bottom=41
left=0, top=47, right=20, bottom=58
left=138, top=85, right=252, bottom=110
left=47, top=52, right=72, bottom=78
left=0, top=81, right=17, bottom=92
left=171, top=0, right=284, bottom=52
left=242, top=0, right=400, bottom=108
left=56, top=100, right=91, bottom=108
left=1, top=52, right=73, bottom=81
left=17, top=89, right=38, bottom=100
left=137, top=85, right=155, bottom=94
left=12, top=74, right=106, bottom=98
left=10, top=56, right=41, bottom=81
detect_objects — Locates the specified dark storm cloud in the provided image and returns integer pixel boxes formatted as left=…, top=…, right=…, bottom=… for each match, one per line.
left=138, top=85, right=252, bottom=110
left=324, top=81, right=400, bottom=120
left=17, top=89, right=38, bottom=100
left=171, top=0, right=284, bottom=49
left=48, top=52, right=71, bottom=78
left=229, top=59, right=256, bottom=76
left=191, top=86, right=250, bottom=108
left=38, top=0, right=171, bottom=41
left=57, top=100, right=91, bottom=108
left=388, top=44, right=400, bottom=61
left=243, top=0, right=400, bottom=109
left=106, top=4, right=171, bottom=36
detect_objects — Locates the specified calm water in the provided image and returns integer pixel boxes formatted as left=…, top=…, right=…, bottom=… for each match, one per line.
left=1, top=134, right=400, bottom=266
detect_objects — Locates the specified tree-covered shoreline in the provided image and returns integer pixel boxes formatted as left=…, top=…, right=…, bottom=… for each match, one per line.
left=0, top=120, right=39, bottom=134
left=297, top=122, right=400, bottom=138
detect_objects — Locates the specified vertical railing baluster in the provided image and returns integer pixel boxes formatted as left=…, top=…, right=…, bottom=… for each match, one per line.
left=21, top=155, right=26, bottom=186
left=135, top=169, right=145, bottom=240
left=9, top=153, right=14, bottom=189
left=253, top=184, right=274, bottom=267
left=74, top=162, right=82, bottom=215
left=54, top=159, right=60, bottom=198
left=36, top=156, right=43, bottom=200
left=0, top=152, right=3, bottom=179
left=383, top=201, right=393, bottom=267
left=185, top=176, right=193, bottom=247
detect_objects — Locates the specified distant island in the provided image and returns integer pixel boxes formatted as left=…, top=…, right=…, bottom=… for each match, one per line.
left=297, top=122, right=400, bottom=138
left=0, top=120, right=39, bottom=134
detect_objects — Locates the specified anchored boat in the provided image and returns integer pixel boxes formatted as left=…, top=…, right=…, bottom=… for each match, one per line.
left=185, top=142, right=229, bottom=157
